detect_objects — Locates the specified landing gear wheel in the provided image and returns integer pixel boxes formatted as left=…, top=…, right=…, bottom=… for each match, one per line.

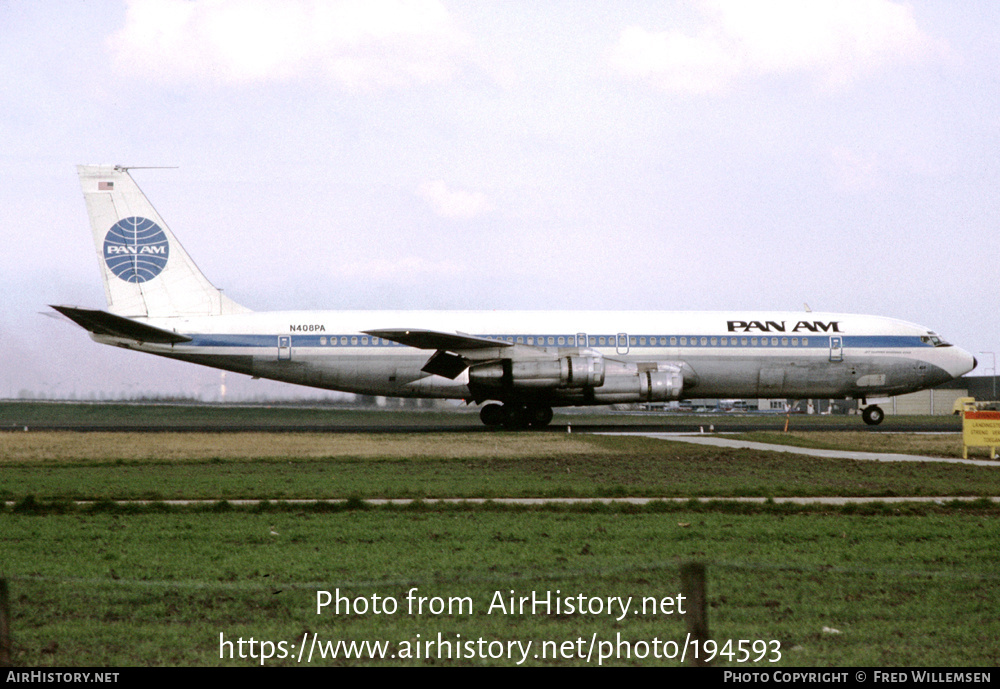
left=527, top=405, right=554, bottom=428
left=482, top=402, right=553, bottom=429
left=862, top=405, right=885, bottom=426
left=480, top=403, right=505, bottom=426
left=501, top=405, right=531, bottom=430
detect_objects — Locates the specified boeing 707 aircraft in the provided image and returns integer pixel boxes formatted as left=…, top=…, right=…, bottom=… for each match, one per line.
left=53, top=165, right=977, bottom=427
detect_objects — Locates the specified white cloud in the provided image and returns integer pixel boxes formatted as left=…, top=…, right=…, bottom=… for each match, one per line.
left=830, top=146, right=881, bottom=191
left=109, top=0, right=469, bottom=87
left=417, top=180, right=493, bottom=220
left=830, top=143, right=955, bottom=192
left=610, top=0, right=947, bottom=93
left=336, top=256, right=466, bottom=279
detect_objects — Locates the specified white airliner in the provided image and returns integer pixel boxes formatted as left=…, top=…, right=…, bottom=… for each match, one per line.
left=54, top=165, right=977, bottom=427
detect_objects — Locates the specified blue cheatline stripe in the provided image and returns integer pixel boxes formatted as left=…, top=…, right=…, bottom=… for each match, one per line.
left=842, top=336, right=923, bottom=348
left=186, top=334, right=275, bottom=347
left=178, top=333, right=930, bottom=349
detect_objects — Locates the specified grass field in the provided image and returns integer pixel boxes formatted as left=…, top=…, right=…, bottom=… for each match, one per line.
left=3, top=431, right=999, bottom=501
left=3, top=502, right=998, bottom=666
left=0, top=403, right=997, bottom=667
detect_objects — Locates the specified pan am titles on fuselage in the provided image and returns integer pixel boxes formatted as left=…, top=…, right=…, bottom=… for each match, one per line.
left=53, top=165, right=977, bottom=428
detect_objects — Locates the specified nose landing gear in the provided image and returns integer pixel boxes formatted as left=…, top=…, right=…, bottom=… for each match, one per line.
left=861, top=405, right=885, bottom=426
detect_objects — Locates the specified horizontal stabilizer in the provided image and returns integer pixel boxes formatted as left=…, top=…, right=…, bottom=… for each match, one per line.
left=50, top=305, right=192, bottom=344
left=364, top=329, right=513, bottom=351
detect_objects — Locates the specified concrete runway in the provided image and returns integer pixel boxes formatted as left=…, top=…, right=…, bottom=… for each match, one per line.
left=3, top=421, right=964, bottom=434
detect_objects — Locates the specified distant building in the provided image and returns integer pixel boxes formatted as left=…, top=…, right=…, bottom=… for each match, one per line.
left=752, top=375, right=1000, bottom=416
left=887, top=375, right=1000, bottom=415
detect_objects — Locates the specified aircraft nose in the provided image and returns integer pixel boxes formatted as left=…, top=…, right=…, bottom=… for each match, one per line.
left=923, top=347, right=976, bottom=388
left=946, top=347, right=978, bottom=380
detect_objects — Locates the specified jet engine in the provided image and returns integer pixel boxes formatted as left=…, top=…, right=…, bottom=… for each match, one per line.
left=468, top=355, right=605, bottom=389
left=590, top=364, right=684, bottom=403
left=469, top=355, right=685, bottom=404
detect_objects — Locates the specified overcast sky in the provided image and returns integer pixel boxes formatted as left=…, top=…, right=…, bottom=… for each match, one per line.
left=2, top=0, right=997, bottom=400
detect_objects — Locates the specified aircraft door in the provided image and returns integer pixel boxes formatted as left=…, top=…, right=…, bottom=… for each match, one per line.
left=278, top=336, right=292, bottom=361
left=616, top=333, right=630, bottom=355
left=576, top=333, right=588, bottom=348
left=829, top=336, right=843, bottom=362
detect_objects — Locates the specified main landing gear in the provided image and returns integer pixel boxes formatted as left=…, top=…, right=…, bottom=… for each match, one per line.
left=480, top=402, right=554, bottom=429
left=861, top=405, right=885, bottom=426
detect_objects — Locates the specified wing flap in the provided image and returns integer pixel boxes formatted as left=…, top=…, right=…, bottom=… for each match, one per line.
left=50, top=305, right=192, bottom=344
left=420, top=350, right=470, bottom=379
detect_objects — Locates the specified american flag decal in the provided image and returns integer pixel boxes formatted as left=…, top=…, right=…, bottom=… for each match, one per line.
left=99, top=182, right=114, bottom=190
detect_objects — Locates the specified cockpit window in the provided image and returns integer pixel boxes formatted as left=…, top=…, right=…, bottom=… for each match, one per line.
left=921, top=332, right=951, bottom=347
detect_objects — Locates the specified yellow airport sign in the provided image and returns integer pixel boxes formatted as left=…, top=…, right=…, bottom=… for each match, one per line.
left=963, top=411, right=1000, bottom=459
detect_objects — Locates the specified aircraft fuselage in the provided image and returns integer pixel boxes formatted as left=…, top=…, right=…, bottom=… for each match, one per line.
left=92, top=309, right=973, bottom=404
left=62, top=165, right=977, bottom=428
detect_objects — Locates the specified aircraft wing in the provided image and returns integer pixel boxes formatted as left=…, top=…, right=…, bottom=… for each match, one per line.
left=50, top=305, right=192, bottom=344
left=365, top=328, right=515, bottom=380
left=363, top=329, right=513, bottom=351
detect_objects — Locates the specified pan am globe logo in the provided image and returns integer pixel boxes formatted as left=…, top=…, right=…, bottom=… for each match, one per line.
left=103, top=217, right=170, bottom=283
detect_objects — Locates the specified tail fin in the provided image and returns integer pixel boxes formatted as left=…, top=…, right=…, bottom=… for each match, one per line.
left=77, top=165, right=251, bottom=318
